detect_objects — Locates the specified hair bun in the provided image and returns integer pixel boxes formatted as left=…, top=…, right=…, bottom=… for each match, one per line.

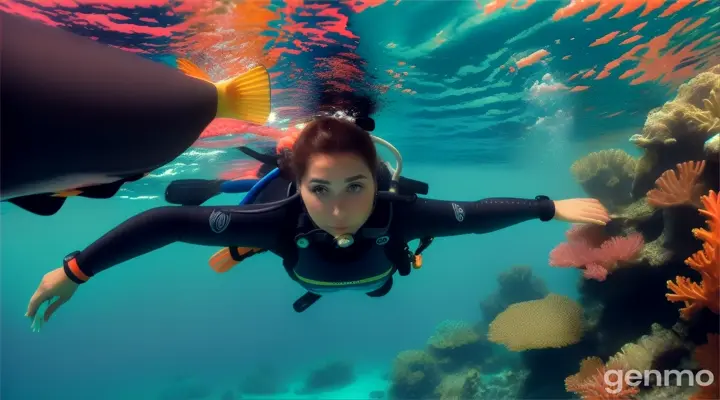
left=276, top=148, right=296, bottom=181
left=354, top=116, right=375, bottom=132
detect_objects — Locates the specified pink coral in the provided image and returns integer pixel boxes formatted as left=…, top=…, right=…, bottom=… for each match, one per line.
left=549, top=225, right=645, bottom=281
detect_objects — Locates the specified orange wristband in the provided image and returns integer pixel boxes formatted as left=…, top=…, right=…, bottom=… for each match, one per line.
left=67, top=258, right=89, bottom=282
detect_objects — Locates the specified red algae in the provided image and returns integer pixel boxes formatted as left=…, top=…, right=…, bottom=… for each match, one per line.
left=595, top=18, right=716, bottom=86
left=477, top=0, right=536, bottom=15
left=554, top=0, right=668, bottom=22
left=590, top=31, right=620, bottom=47
left=516, top=49, right=550, bottom=69
left=620, top=35, right=642, bottom=45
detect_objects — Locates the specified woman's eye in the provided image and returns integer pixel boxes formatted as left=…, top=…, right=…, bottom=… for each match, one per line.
left=347, top=183, right=364, bottom=193
left=311, top=185, right=329, bottom=195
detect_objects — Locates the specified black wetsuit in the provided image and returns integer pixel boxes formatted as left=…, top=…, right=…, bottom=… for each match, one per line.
left=62, top=178, right=556, bottom=310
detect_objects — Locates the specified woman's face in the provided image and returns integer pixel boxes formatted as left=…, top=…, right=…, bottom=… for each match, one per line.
left=299, top=152, right=376, bottom=237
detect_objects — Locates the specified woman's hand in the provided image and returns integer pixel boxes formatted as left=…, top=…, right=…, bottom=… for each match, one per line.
left=553, top=198, right=610, bottom=225
left=26, top=267, right=79, bottom=323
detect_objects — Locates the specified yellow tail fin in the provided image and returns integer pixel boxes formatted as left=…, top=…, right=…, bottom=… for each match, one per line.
left=214, top=65, right=271, bottom=125
left=177, top=59, right=272, bottom=126
left=176, top=59, right=213, bottom=82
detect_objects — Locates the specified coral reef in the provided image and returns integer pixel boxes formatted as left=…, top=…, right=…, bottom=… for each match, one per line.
left=387, top=311, right=526, bottom=400
left=296, top=360, right=356, bottom=394
left=388, top=350, right=442, bottom=399
left=691, top=333, right=719, bottom=400
left=570, top=149, right=637, bottom=211
left=382, top=67, right=720, bottom=400
left=477, top=370, right=528, bottom=399
left=434, top=368, right=481, bottom=400
left=488, top=293, right=585, bottom=351
left=549, top=224, right=644, bottom=281
left=563, top=324, right=715, bottom=399
left=666, top=190, right=720, bottom=321
left=479, top=265, right=548, bottom=324
left=524, top=66, right=720, bottom=399
left=705, top=133, right=719, bottom=159
left=647, top=160, right=707, bottom=209
left=426, top=320, right=493, bottom=373
left=629, top=65, right=719, bottom=199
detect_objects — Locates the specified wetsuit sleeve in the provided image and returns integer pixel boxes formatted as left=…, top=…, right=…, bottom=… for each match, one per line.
left=70, top=205, right=287, bottom=279
left=398, top=195, right=556, bottom=241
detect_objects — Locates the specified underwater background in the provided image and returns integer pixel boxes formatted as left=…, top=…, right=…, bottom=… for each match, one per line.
left=1, top=1, right=719, bottom=399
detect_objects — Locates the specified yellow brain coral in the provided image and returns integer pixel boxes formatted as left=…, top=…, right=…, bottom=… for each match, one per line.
left=571, top=149, right=637, bottom=184
left=487, top=293, right=585, bottom=351
left=570, top=149, right=637, bottom=210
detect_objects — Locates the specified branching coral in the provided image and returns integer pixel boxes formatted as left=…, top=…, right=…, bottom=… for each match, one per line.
left=691, top=333, right=719, bottom=400
left=549, top=224, right=645, bottom=281
left=571, top=149, right=637, bottom=210
left=646, top=160, right=706, bottom=208
left=605, top=323, right=684, bottom=372
left=686, top=88, right=720, bottom=134
left=565, top=356, right=639, bottom=399
left=666, top=190, right=720, bottom=320
left=565, top=324, right=684, bottom=400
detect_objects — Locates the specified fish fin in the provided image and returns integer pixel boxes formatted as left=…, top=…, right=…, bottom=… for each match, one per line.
left=75, top=174, right=145, bottom=199
left=176, top=59, right=213, bottom=82
left=214, top=65, right=271, bottom=125
left=9, top=194, right=67, bottom=216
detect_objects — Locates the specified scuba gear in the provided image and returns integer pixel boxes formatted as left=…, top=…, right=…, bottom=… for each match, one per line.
left=371, top=135, right=403, bottom=193
left=164, top=152, right=277, bottom=206
left=163, top=131, right=435, bottom=312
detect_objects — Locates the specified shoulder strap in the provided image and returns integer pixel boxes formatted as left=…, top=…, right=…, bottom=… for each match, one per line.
left=269, top=199, right=301, bottom=281
left=383, top=214, right=413, bottom=277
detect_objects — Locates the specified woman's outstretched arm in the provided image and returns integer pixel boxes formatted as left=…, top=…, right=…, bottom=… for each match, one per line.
left=397, top=196, right=608, bottom=241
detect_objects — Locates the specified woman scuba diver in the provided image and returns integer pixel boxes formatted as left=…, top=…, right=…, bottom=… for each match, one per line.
left=26, top=115, right=610, bottom=323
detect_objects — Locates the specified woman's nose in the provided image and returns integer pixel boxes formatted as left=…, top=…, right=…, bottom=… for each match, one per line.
left=332, top=205, right=344, bottom=218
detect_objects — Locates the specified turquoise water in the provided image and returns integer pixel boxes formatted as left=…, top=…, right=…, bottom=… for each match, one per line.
left=2, top=1, right=719, bottom=399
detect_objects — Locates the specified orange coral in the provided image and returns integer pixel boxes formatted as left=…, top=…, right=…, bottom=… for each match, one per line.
left=666, top=190, right=720, bottom=320
left=565, top=357, right=639, bottom=399
left=647, top=160, right=706, bottom=208
left=691, top=333, right=719, bottom=400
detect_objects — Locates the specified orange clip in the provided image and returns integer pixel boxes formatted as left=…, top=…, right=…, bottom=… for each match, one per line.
left=413, top=254, right=423, bottom=269
left=52, top=190, right=82, bottom=198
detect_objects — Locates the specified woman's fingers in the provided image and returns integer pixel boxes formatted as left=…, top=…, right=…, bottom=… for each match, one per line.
left=583, top=208, right=610, bottom=217
left=580, top=217, right=607, bottom=225
left=44, top=298, right=66, bottom=322
left=26, top=290, right=50, bottom=319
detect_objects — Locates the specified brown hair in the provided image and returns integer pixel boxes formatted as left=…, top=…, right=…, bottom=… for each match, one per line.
left=279, top=116, right=378, bottom=181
